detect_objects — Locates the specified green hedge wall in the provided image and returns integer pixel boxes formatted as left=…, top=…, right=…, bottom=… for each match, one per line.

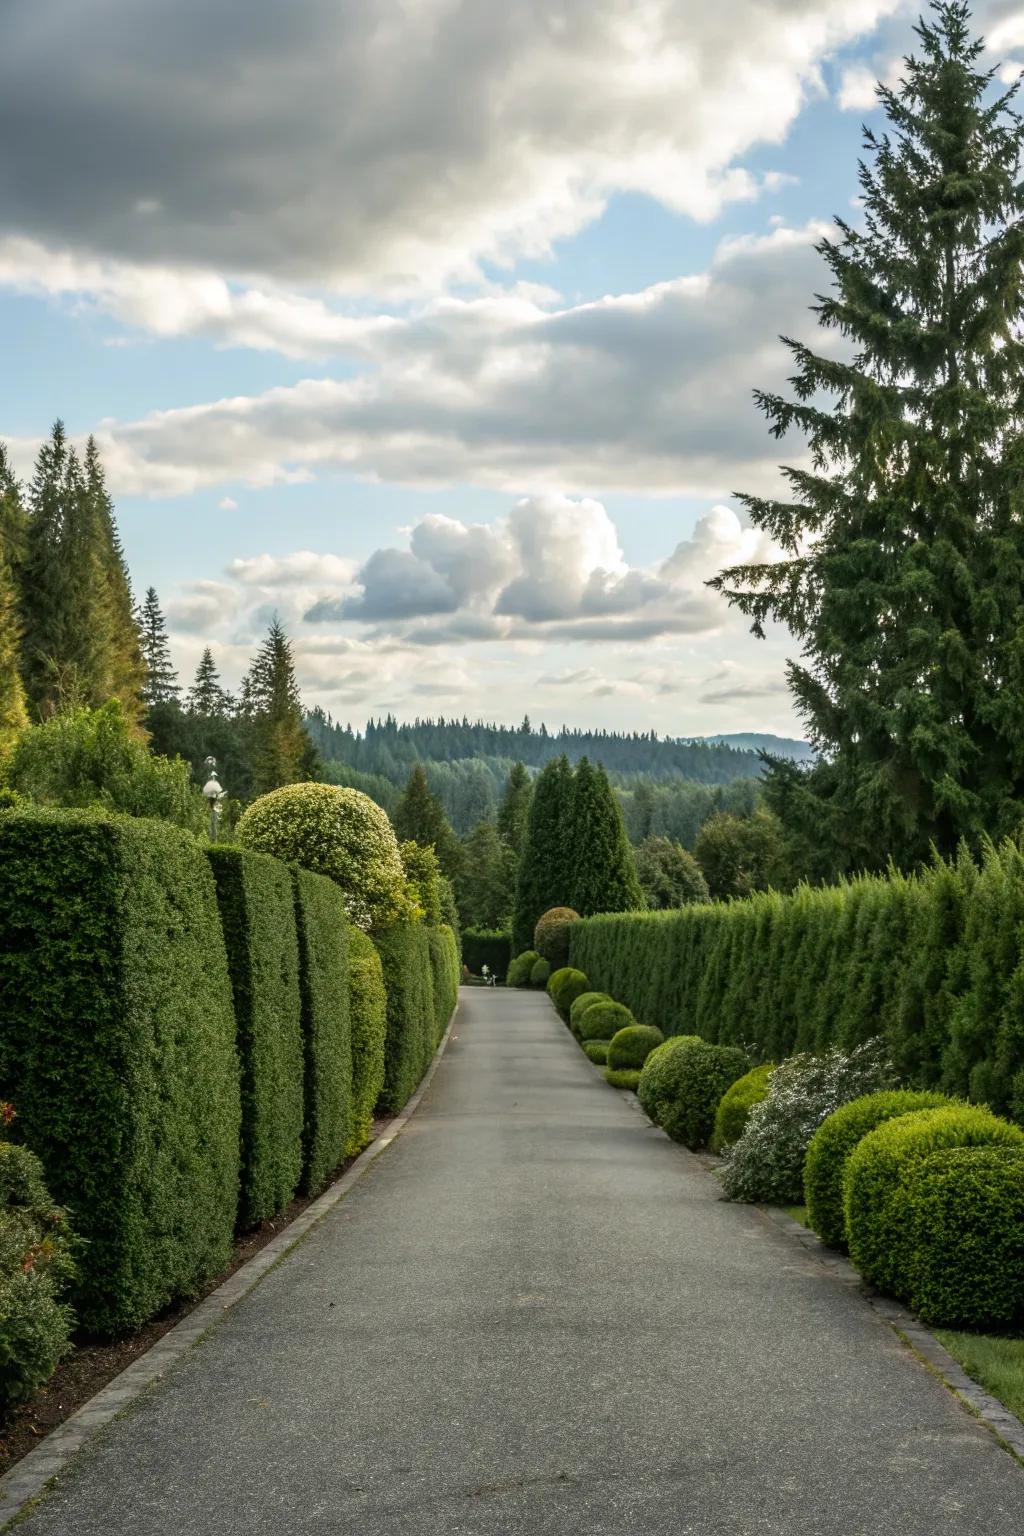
left=374, top=923, right=436, bottom=1114
left=347, top=928, right=388, bottom=1158
left=292, top=867, right=352, bottom=1193
left=0, top=811, right=240, bottom=1335
left=428, top=925, right=460, bottom=1044
left=461, top=927, right=510, bottom=977
left=208, top=847, right=304, bottom=1229
left=570, top=840, right=1024, bottom=1121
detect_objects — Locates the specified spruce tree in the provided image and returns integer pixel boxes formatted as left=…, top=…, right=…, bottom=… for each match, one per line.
left=20, top=421, right=71, bottom=713
left=84, top=437, right=145, bottom=722
left=56, top=444, right=118, bottom=708
left=136, top=587, right=180, bottom=707
left=0, top=446, right=28, bottom=751
left=512, top=754, right=573, bottom=949
left=712, top=3, right=1024, bottom=875
left=247, top=618, right=316, bottom=796
left=393, top=764, right=463, bottom=882
left=187, top=647, right=230, bottom=716
left=496, top=761, right=532, bottom=855
left=568, top=758, right=645, bottom=917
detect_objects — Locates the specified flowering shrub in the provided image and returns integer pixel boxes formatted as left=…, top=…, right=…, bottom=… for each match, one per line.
left=237, top=783, right=411, bottom=930
left=720, top=1039, right=895, bottom=1205
left=0, top=1125, right=77, bottom=1408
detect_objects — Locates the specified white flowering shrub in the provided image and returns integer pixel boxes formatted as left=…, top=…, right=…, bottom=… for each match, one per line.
left=237, top=783, right=412, bottom=930
left=720, top=1039, right=896, bottom=1205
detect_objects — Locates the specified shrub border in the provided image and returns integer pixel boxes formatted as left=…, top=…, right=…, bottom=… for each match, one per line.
left=0, top=1003, right=460, bottom=1529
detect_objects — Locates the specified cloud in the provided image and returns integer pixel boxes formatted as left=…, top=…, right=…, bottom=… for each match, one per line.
left=698, top=662, right=791, bottom=704
left=218, top=496, right=238, bottom=511
left=226, top=551, right=356, bottom=587
left=43, top=223, right=833, bottom=500
left=0, top=1, right=897, bottom=297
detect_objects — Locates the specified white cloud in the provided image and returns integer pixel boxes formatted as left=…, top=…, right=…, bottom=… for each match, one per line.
left=226, top=551, right=357, bottom=587
left=218, top=496, right=238, bottom=511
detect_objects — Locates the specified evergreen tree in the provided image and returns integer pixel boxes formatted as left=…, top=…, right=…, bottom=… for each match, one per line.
left=0, top=447, right=28, bottom=752
left=512, top=754, right=573, bottom=949
left=136, top=587, right=180, bottom=707
left=459, top=821, right=517, bottom=930
left=393, top=763, right=463, bottom=882
left=635, top=836, right=709, bottom=909
left=693, top=810, right=786, bottom=900
left=568, top=758, right=645, bottom=917
left=712, top=3, right=1024, bottom=874
left=20, top=421, right=71, bottom=714
left=84, top=437, right=145, bottom=722
left=0, top=443, right=27, bottom=574
left=187, top=647, right=230, bottom=716
left=55, top=444, right=118, bottom=710
left=496, top=761, right=532, bottom=855
left=247, top=618, right=317, bottom=796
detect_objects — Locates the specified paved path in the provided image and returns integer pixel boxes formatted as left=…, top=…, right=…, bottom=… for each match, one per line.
left=15, top=989, right=1023, bottom=1534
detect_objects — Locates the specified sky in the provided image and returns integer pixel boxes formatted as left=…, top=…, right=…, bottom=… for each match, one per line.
left=4, top=1, right=1024, bottom=737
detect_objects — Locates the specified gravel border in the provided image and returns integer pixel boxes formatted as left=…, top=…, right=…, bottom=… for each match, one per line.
left=0, top=1006, right=459, bottom=1529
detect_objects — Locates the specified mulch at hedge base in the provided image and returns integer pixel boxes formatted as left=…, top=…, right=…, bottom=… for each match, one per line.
left=0, top=1118, right=389, bottom=1479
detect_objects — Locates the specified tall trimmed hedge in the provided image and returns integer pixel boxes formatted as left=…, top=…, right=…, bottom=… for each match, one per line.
left=570, top=840, right=1024, bottom=1121
left=374, top=923, right=436, bottom=1114
left=428, top=924, right=461, bottom=1043
left=292, top=868, right=352, bottom=1193
left=0, top=811, right=241, bottom=1335
left=462, top=928, right=510, bottom=978
left=347, top=929, right=388, bottom=1158
left=208, top=847, right=304, bottom=1228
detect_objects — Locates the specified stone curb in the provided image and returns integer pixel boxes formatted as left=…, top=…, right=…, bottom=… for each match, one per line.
left=0, top=1003, right=461, bottom=1529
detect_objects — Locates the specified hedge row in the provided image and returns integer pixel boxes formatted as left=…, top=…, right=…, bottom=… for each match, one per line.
left=462, top=928, right=510, bottom=977
left=570, top=841, right=1024, bottom=1121
left=375, top=922, right=459, bottom=1114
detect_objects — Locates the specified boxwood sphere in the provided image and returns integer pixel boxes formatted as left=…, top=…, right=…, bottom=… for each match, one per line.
left=607, top=1024, right=664, bottom=1071
left=637, top=1036, right=703, bottom=1126
left=506, top=950, right=541, bottom=987
left=578, top=1000, right=635, bottom=1043
left=237, top=783, right=407, bottom=930
left=844, top=1105, right=1024, bottom=1297
left=605, top=1067, right=642, bottom=1091
left=905, top=1147, right=1024, bottom=1329
left=547, top=967, right=589, bottom=1017
left=583, top=1039, right=610, bottom=1065
left=569, top=991, right=610, bottom=1035
left=657, top=1042, right=750, bottom=1150
left=712, top=1063, right=774, bottom=1153
left=804, top=1089, right=952, bottom=1250
left=529, top=956, right=552, bottom=987
left=533, top=908, right=580, bottom=969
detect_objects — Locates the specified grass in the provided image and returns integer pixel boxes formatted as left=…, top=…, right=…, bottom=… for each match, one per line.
left=936, top=1332, right=1024, bottom=1424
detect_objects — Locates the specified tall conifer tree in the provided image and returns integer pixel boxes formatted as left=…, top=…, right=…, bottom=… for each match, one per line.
left=712, top=3, right=1024, bottom=875
left=497, top=761, right=532, bottom=855
left=393, top=763, right=463, bottom=881
left=137, top=587, right=180, bottom=707
left=20, top=421, right=70, bottom=714
left=247, top=618, right=317, bottom=795
left=187, top=647, right=230, bottom=716
left=0, top=446, right=28, bottom=751
left=512, top=754, right=573, bottom=950
left=84, top=437, right=145, bottom=722
left=568, top=758, right=645, bottom=917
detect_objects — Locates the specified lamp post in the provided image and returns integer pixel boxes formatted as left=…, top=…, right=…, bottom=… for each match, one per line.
left=202, top=756, right=225, bottom=842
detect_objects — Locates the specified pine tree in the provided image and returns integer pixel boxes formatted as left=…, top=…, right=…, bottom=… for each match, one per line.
left=458, top=821, right=517, bottom=930
left=0, top=446, right=28, bottom=752
left=137, top=587, right=180, bottom=708
left=568, top=758, right=645, bottom=917
left=711, top=3, right=1024, bottom=875
left=496, top=761, right=532, bottom=855
left=187, top=647, right=230, bottom=716
left=512, top=754, right=573, bottom=950
left=84, top=437, right=145, bottom=722
left=20, top=421, right=71, bottom=713
left=393, top=764, right=463, bottom=882
left=247, top=618, right=316, bottom=796
left=55, top=444, right=118, bottom=708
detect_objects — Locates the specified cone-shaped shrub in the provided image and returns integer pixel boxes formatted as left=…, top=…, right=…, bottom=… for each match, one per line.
left=607, top=1025, right=664, bottom=1071
left=637, top=1036, right=703, bottom=1126
left=548, top=967, right=589, bottom=1018
left=804, top=1089, right=952, bottom=1249
left=534, top=908, right=580, bottom=968
left=578, top=1000, right=634, bottom=1043
left=583, top=1040, right=609, bottom=1065
left=658, top=1042, right=750, bottom=1150
left=845, top=1106, right=1024, bottom=1298
left=712, top=1063, right=773, bottom=1153
left=905, top=1147, right=1024, bottom=1329
left=605, top=1067, right=642, bottom=1091
left=569, top=991, right=609, bottom=1035
left=530, top=957, right=552, bottom=987
left=507, top=950, right=541, bottom=987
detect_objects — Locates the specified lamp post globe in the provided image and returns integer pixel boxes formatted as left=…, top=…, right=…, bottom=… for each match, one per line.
left=202, top=756, right=225, bottom=841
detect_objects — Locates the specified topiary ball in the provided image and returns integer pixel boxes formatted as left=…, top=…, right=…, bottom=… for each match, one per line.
left=657, top=1042, right=750, bottom=1151
left=804, top=1089, right=953, bottom=1250
left=607, top=1024, right=664, bottom=1072
left=711, top=1063, right=774, bottom=1153
left=637, top=1036, right=703, bottom=1126
left=547, top=967, right=589, bottom=1018
left=844, top=1105, right=1024, bottom=1298
left=529, top=956, right=552, bottom=987
left=569, top=991, right=610, bottom=1036
left=583, top=1039, right=609, bottom=1065
left=904, top=1147, right=1024, bottom=1329
left=237, top=783, right=409, bottom=930
left=506, top=950, right=541, bottom=987
left=578, top=1000, right=635, bottom=1043
left=533, top=907, right=580, bottom=968
left=605, top=1067, right=642, bottom=1091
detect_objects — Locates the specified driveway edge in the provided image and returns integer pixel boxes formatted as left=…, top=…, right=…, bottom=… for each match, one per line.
left=0, top=1003, right=461, bottom=1529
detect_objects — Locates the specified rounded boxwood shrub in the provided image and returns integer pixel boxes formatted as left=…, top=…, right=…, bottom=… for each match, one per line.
left=578, top=1000, right=635, bottom=1043
left=904, top=1147, right=1024, bottom=1329
left=844, top=1105, right=1024, bottom=1298
left=804, top=1089, right=953, bottom=1250
left=237, top=783, right=410, bottom=930
left=712, top=1063, right=774, bottom=1153
left=0, top=1138, right=77, bottom=1408
left=605, top=1067, right=642, bottom=1091
left=533, top=907, right=580, bottom=968
left=637, top=1036, right=703, bottom=1125
left=607, top=1024, right=664, bottom=1072
left=548, top=967, right=589, bottom=1018
left=530, top=956, right=552, bottom=987
left=507, top=950, right=541, bottom=987
left=658, top=1042, right=750, bottom=1151
left=583, top=1040, right=609, bottom=1065
left=569, top=991, right=610, bottom=1035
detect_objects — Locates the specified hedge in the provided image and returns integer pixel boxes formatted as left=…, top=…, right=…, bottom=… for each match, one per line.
left=530, top=956, right=552, bottom=988
left=578, top=1000, right=634, bottom=1043
left=548, top=967, right=589, bottom=1018
left=374, top=922, right=436, bottom=1113
left=0, top=1140, right=76, bottom=1407
left=636, top=1036, right=703, bottom=1127
left=657, top=1042, right=749, bottom=1151
left=0, top=810, right=241, bottom=1334
left=507, top=950, right=541, bottom=987
left=607, top=1025, right=664, bottom=1071
left=462, top=928, right=510, bottom=978
left=428, top=924, right=461, bottom=1043
left=803, top=1089, right=952, bottom=1250
left=569, top=991, right=609, bottom=1035
left=292, top=868, right=352, bottom=1193
left=605, top=1067, right=641, bottom=1091
left=569, top=840, right=1024, bottom=1121
left=844, top=1105, right=1024, bottom=1298
left=208, top=847, right=304, bottom=1228
left=534, top=908, right=580, bottom=968
left=583, top=1040, right=610, bottom=1065
left=712, top=1063, right=773, bottom=1153
left=905, top=1148, right=1024, bottom=1329
left=346, top=929, right=388, bottom=1158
